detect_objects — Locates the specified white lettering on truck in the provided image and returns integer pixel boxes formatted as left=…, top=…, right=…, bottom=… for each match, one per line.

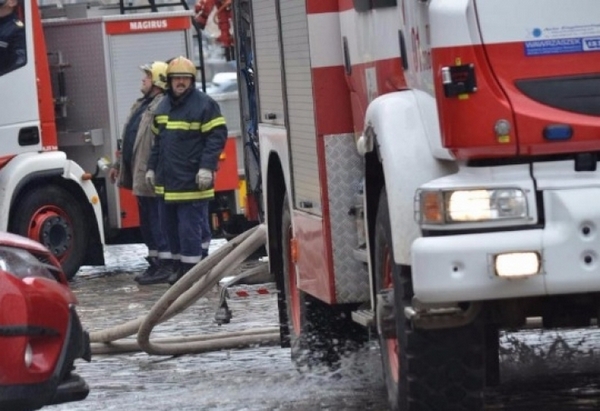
left=129, top=20, right=168, bottom=30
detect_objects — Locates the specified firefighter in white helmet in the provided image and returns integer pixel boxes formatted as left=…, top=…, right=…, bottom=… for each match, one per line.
left=145, top=56, right=227, bottom=285
left=109, top=61, right=171, bottom=285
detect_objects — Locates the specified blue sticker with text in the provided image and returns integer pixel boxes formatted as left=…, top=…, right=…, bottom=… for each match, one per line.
left=525, top=38, right=582, bottom=56
left=525, top=36, right=600, bottom=56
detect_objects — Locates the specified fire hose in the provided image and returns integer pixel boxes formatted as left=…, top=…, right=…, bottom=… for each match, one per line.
left=88, top=223, right=281, bottom=356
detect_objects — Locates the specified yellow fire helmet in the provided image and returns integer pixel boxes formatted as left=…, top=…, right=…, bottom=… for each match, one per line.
left=140, top=61, right=168, bottom=90
left=166, top=56, right=197, bottom=80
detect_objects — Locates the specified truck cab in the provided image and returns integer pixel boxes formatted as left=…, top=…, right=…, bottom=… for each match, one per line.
left=232, top=0, right=600, bottom=409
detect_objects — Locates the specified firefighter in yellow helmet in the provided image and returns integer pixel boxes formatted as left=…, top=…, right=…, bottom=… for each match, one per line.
left=109, top=61, right=171, bottom=284
left=145, top=56, right=228, bottom=285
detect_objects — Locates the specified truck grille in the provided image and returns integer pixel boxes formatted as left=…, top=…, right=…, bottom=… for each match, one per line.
left=515, top=74, right=600, bottom=116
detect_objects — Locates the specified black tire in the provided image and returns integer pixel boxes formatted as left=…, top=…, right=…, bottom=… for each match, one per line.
left=281, top=194, right=365, bottom=370
left=10, top=185, right=89, bottom=280
left=374, top=189, right=485, bottom=411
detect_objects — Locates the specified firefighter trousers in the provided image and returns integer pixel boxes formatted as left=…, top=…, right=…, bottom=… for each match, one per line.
left=137, top=195, right=167, bottom=258
left=161, top=199, right=210, bottom=265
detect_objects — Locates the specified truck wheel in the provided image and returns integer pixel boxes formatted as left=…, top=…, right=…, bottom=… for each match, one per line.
left=374, top=189, right=485, bottom=410
left=10, top=185, right=88, bottom=280
left=281, top=194, right=364, bottom=370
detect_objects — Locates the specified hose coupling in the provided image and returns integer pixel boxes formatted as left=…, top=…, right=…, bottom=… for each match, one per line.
left=214, top=300, right=232, bottom=325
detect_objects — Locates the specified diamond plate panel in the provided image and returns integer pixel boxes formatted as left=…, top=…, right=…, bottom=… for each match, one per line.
left=325, top=134, right=370, bottom=303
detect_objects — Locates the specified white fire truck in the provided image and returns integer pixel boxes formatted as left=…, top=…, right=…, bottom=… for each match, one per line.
left=230, top=0, right=600, bottom=409
left=0, top=1, right=245, bottom=279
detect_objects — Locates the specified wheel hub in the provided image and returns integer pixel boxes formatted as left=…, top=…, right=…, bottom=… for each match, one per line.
left=30, top=211, right=72, bottom=259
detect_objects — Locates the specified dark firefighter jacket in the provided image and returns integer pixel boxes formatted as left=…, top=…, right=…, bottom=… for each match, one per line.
left=0, top=11, right=25, bottom=75
left=148, top=87, right=227, bottom=203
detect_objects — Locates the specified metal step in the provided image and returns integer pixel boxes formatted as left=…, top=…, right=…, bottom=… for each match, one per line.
left=352, top=309, right=375, bottom=328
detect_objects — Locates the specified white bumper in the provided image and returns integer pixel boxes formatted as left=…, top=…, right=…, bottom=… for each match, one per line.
left=412, top=186, right=600, bottom=303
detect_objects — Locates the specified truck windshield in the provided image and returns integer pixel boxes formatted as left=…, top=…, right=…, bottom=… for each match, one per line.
left=0, top=0, right=27, bottom=76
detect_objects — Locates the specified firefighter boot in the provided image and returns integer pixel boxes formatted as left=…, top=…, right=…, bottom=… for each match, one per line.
left=136, top=259, right=175, bottom=285
left=168, top=262, right=195, bottom=285
left=134, top=256, right=159, bottom=282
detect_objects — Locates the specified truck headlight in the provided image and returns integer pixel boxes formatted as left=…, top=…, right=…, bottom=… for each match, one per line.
left=417, top=188, right=528, bottom=225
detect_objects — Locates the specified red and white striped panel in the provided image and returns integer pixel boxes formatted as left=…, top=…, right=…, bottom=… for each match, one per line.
left=233, top=287, right=272, bottom=298
left=223, top=283, right=278, bottom=300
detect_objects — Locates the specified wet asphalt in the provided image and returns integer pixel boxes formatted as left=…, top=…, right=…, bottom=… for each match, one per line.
left=43, top=242, right=600, bottom=411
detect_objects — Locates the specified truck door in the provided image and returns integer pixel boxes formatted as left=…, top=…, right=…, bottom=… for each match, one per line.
left=474, top=0, right=600, bottom=156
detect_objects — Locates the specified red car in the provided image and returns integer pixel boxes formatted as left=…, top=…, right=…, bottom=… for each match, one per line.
left=0, top=232, right=91, bottom=411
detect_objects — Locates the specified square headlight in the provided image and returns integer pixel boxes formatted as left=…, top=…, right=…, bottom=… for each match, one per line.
left=417, top=188, right=528, bottom=225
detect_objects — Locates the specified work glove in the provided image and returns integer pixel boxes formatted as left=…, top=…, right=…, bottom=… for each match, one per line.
left=196, top=168, right=213, bottom=191
left=145, top=170, right=155, bottom=187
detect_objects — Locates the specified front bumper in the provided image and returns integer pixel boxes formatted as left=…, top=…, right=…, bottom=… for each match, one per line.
left=0, top=307, right=91, bottom=411
left=412, top=187, right=600, bottom=303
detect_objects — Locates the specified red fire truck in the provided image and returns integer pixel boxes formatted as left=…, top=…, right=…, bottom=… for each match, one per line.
left=0, top=1, right=245, bottom=279
left=230, top=0, right=600, bottom=409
